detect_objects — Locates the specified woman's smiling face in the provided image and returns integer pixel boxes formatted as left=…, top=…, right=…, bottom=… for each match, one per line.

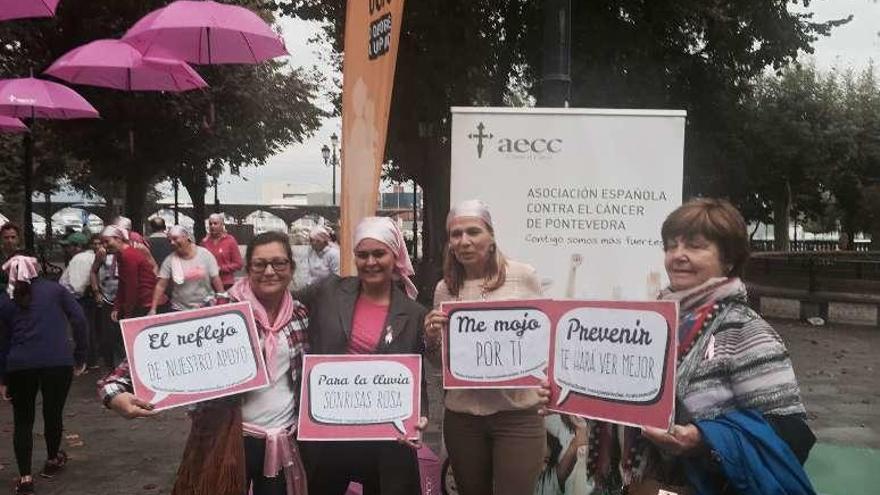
left=664, top=234, right=727, bottom=291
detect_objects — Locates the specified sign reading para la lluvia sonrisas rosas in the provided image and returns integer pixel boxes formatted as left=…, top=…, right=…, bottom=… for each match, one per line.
left=297, top=354, right=423, bottom=441
left=441, top=299, right=678, bottom=429
left=119, top=302, right=270, bottom=412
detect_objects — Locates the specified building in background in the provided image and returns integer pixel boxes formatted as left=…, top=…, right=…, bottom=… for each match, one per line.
left=261, top=181, right=333, bottom=206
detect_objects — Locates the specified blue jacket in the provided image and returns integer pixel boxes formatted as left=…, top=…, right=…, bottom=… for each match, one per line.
left=0, top=278, right=88, bottom=378
left=685, top=410, right=816, bottom=495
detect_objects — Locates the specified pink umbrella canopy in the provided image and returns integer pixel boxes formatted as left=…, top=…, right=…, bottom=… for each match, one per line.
left=45, top=39, right=208, bottom=92
left=0, top=77, right=99, bottom=119
left=123, top=0, right=288, bottom=65
left=0, top=115, right=28, bottom=133
left=0, top=0, right=60, bottom=22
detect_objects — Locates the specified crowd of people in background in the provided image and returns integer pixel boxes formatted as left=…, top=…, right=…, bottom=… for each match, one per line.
left=0, top=198, right=817, bottom=495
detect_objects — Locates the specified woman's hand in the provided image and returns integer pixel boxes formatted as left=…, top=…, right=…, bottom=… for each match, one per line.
left=110, top=310, right=119, bottom=322
left=108, top=393, right=158, bottom=419
left=641, top=424, right=704, bottom=456
left=73, top=364, right=87, bottom=377
left=536, top=379, right=552, bottom=415
left=423, top=310, right=448, bottom=348
left=397, top=416, right=429, bottom=450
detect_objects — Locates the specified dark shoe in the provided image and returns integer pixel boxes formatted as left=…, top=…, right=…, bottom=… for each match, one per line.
left=15, top=478, right=34, bottom=495
left=40, top=450, right=68, bottom=479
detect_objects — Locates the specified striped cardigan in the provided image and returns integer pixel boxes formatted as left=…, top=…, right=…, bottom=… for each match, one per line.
left=677, top=298, right=807, bottom=423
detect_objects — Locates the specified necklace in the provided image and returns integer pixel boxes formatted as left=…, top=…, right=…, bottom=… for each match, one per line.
left=677, top=302, right=724, bottom=364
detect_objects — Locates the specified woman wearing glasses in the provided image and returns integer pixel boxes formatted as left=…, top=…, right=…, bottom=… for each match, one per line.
left=295, top=216, right=428, bottom=495
left=101, top=232, right=309, bottom=495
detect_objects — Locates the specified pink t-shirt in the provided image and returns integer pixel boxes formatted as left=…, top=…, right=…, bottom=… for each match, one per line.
left=348, top=298, right=390, bottom=354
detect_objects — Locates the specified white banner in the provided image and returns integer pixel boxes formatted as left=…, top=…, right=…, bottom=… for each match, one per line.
left=451, top=108, right=685, bottom=300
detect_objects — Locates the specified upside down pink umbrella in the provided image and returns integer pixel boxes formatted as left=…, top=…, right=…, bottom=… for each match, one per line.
left=0, top=77, right=99, bottom=250
left=123, top=0, right=288, bottom=65
left=0, top=115, right=28, bottom=133
left=0, top=0, right=60, bottom=22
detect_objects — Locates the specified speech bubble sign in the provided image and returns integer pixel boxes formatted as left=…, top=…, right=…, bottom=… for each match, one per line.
left=309, top=360, right=414, bottom=434
left=297, top=354, right=422, bottom=441
left=120, top=303, right=270, bottom=411
left=444, top=305, right=551, bottom=388
left=553, top=307, right=669, bottom=405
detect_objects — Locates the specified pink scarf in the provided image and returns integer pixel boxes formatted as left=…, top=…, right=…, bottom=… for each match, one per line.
left=229, top=278, right=294, bottom=382
left=353, top=217, right=418, bottom=299
left=241, top=423, right=307, bottom=495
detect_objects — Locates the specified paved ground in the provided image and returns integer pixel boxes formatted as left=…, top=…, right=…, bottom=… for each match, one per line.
left=0, top=318, right=876, bottom=494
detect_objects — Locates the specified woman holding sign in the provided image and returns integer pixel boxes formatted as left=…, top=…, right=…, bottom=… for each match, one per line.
left=295, top=216, right=428, bottom=495
left=616, top=198, right=814, bottom=494
left=102, top=232, right=310, bottom=495
left=1, top=255, right=89, bottom=495
left=424, top=199, right=548, bottom=495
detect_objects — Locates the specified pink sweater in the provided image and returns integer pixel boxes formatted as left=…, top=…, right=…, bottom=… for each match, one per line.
left=201, top=233, right=243, bottom=287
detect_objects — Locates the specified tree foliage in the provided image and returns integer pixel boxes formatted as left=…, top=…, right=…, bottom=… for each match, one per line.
left=738, top=62, right=880, bottom=248
left=272, top=0, right=848, bottom=267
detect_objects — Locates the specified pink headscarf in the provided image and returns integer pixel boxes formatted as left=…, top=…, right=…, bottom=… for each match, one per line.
left=2, top=255, right=39, bottom=297
left=447, top=199, right=494, bottom=230
left=228, top=277, right=295, bottom=383
left=353, top=217, right=417, bottom=299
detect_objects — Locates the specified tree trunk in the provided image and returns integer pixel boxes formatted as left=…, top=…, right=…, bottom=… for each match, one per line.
left=773, top=190, right=791, bottom=251
left=124, top=173, right=149, bottom=233
left=180, top=169, right=208, bottom=241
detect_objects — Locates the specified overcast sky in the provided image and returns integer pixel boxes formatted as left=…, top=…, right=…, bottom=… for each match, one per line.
left=162, top=0, right=880, bottom=204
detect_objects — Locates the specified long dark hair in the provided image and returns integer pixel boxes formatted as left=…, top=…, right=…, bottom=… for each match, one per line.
left=538, top=431, right=563, bottom=486
left=12, top=281, right=32, bottom=308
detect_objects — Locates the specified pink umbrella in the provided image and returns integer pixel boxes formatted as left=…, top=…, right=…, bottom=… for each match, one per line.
left=0, top=77, right=98, bottom=251
left=45, top=39, right=207, bottom=92
left=0, top=0, right=60, bottom=22
left=0, top=115, right=28, bottom=133
left=123, top=0, right=288, bottom=65
left=0, top=77, right=100, bottom=119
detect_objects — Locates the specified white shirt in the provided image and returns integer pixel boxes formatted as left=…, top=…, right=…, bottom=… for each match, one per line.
left=60, top=250, right=96, bottom=298
left=307, top=243, right=340, bottom=284
left=241, top=334, right=296, bottom=428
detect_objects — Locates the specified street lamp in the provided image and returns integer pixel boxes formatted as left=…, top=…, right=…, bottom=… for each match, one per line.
left=321, top=133, right=340, bottom=206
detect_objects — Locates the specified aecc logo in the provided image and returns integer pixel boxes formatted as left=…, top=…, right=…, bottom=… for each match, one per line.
left=467, top=121, right=562, bottom=159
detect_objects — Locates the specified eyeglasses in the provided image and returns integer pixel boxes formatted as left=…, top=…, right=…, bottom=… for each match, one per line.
left=249, top=258, right=292, bottom=273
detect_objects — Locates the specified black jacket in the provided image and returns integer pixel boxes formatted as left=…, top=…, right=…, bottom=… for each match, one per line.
left=148, top=235, right=173, bottom=266
left=296, top=275, right=430, bottom=416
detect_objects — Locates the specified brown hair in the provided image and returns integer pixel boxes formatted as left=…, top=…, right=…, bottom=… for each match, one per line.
left=661, top=198, right=750, bottom=277
left=442, top=219, right=508, bottom=297
left=1, top=222, right=21, bottom=236
left=245, top=231, right=294, bottom=271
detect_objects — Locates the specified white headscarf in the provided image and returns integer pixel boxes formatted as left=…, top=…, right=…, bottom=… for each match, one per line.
left=101, top=225, right=129, bottom=242
left=208, top=213, right=226, bottom=232
left=2, top=255, right=39, bottom=297
left=447, top=199, right=494, bottom=230
left=309, top=225, right=332, bottom=243
left=168, top=224, right=193, bottom=241
left=114, top=216, right=133, bottom=231
left=353, top=217, right=417, bottom=299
